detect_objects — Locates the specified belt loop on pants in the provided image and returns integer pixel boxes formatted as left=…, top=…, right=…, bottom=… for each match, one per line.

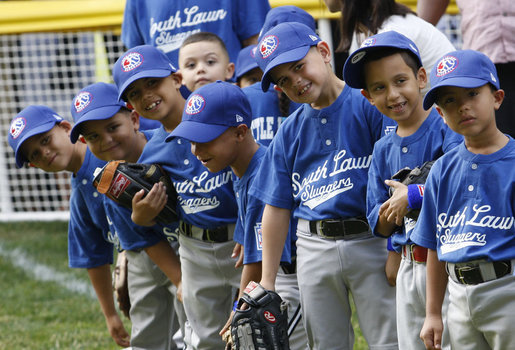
left=179, top=221, right=233, bottom=243
left=446, top=260, right=514, bottom=285
left=308, top=217, right=370, bottom=240
left=402, top=244, right=428, bottom=263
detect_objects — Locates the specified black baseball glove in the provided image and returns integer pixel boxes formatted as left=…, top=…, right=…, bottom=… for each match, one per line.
left=390, top=160, right=435, bottom=220
left=93, top=161, right=178, bottom=224
left=228, top=282, right=289, bottom=350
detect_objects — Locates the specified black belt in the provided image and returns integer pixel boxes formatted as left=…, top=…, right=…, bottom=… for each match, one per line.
left=448, top=260, right=512, bottom=285
left=180, top=222, right=231, bottom=243
left=280, top=258, right=297, bottom=275
left=308, top=217, right=369, bottom=240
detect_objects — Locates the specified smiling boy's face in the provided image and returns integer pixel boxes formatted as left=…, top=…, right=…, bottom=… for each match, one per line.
left=190, top=127, right=242, bottom=173
left=269, top=44, right=332, bottom=106
left=124, top=74, right=182, bottom=121
left=20, top=122, right=74, bottom=172
left=179, top=41, right=235, bottom=92
left=361, top=53, right=427, bottom=125
left=80, top=111, right=141, bottom=162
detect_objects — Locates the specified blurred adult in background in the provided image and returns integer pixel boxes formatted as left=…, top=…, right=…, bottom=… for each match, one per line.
left=323, top=0, right=455, bottom=94
left=121, top=0, right=271, bottom=65
left=418, top=0, right=515, bottom=137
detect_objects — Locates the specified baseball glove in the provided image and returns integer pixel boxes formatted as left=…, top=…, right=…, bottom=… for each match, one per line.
left=113, top=250, right=130, bottom=319
left=93, top=161, right=178, bottom=224
left=228, top=281, right=289, bottom=350
left=390, top=160, right=435, bottom=220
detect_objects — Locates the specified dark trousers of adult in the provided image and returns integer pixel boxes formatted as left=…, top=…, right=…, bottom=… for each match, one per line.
left=496, top=62, right=515, bottom=138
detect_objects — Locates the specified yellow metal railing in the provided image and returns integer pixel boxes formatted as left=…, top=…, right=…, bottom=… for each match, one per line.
left=0, top=0, right=459, bottom=34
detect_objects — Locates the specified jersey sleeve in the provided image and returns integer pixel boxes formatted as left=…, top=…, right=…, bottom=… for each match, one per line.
left=442, top=125, right=464, bottom=153
left=68, top=190, right=114, bottom=268
left=103, top=198, right=163, bottom=251
left=366, top=143, right=391, bottom=239
left=233, top=0, right=270, bottom=42
left=121, top=0, right=145, bottom=49
left=248, top=133, right=295, bottom=210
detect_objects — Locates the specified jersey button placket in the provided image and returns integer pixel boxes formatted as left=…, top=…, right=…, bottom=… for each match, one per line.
left=319, top=115, right=335, bottom=150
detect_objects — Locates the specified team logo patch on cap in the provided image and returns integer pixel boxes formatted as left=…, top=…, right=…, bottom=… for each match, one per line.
left=74, top=92, right=92, bottom=112
left=351, top=51, right=367, bottom=64
left=260, top=35, right=279, bottom=59
left=10, top=117, right=26, bottom=139
left=361, top=38, right=376, bottom=47
left=185, top=94, right=205, bottom=115
left=121, top=52, right=143, bottom=72
left=436, top=56, right=458, bottom=77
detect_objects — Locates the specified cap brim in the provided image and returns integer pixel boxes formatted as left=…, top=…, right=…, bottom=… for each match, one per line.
left=70, top=105, right=123, bottom=143
left=117, top=68, right=173, bottom=101
left=14, top=121, right=57, bottom=168
left=344, top=45, right=423, bottom=89
left=260, top=45, right=311, bottom=92
left=166, top=121, right=229, bottom=143
left=423, top=76, right=489, bottom=110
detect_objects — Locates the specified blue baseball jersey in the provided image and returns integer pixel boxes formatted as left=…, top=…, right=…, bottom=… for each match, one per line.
left=410, top=139, right=515, bottom=263
left=249, top=85, right=396, bottom=220
left=101, top=129, right=180, bottom=251
left=142, top=126, right=238, bottom=228
left=68, top=148, right=119, bottom=268
left=243, top=83, right=301, bottom=146
left=233, top=146, right=292, bottom=264
left=121, top=0, right=270, bottom=64
left=367, top=109, right=463, bottom=252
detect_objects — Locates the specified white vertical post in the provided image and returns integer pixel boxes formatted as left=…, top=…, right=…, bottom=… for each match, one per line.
left=317, top=18, right=335, bottom=72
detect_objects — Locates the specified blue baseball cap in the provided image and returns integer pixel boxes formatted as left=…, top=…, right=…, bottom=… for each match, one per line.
left=8, top=105, right=63, bottom=168
left=167, top=81, right=251, bottom=143
left=235, top=45, right=260, bottom=80
left=256, top=22, right=321, bottom=92
left=423, top=50, right=500, bottom=110
left=343, top=31, right=422, bottom=89
left=113, top=45, right=177, bottom=101
left=70, top=82, right=127, bottom=143
left=259, top=5, right=316, bottom=40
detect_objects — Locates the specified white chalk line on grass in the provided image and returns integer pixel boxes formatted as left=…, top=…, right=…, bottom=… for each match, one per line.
left=0, top=242, right=96, bottom=299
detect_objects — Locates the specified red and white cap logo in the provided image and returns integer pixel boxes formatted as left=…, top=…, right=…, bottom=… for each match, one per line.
left=436, top=56, right=458, bottom=77
left=121, top=52, right=143, bottom=72
left=186, top=94, right=206, bottom=115
left=74, top=92, right=92, bottom=112
left=10, top=117, right=26, bottom=139
left=260, top=35, right=279, bottom=59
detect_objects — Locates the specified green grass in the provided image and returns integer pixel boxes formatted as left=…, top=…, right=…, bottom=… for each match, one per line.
left=0, top=221, right=126, bottom=349
left=0, top=221, right=369, bottom=349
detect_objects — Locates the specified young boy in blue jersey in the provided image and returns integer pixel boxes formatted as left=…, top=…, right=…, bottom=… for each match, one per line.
left=249, top=22, right=398, bottom=349
left=343, top=31, right=463, bottom=350
left=236, top=5, right=314, bottom=146
left=178, top=32, right=236, bottom=92
left=7, top=105, right=130, bottom=347
left=70, top=82, right=185, bottom=350
left=410, top=50, right=515, bottom=350
left=113, top=45, right=242, bottom=350
left=169, top=81, right=308, bottom=349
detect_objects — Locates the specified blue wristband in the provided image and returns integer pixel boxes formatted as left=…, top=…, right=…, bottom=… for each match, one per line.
left=407, top=184, right=424, bottom=210
left=232, top=300, right=238, bottom=311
